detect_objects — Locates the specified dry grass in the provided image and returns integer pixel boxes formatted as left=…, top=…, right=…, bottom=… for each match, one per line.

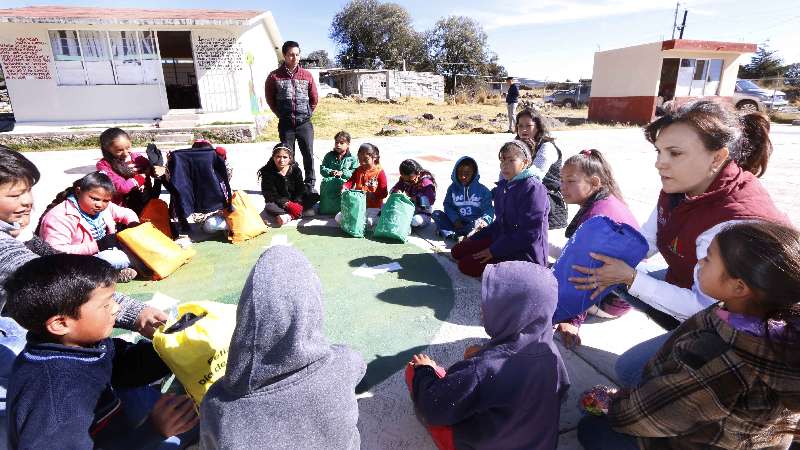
left=769, top=110, right=800, bottom=124
left=257, top=96, right=628, bottom=142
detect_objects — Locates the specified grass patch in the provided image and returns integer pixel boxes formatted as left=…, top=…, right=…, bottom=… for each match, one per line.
left=207, top=121, right=253, bottom=126
left=67, top=124, right=145, bottom=130
left=12, top=136, right=151, bottom=152
left=770, top=111, right=800, bottom=124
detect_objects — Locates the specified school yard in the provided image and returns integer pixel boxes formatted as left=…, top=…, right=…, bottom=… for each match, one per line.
left=20, top=124, right=800, bottom=449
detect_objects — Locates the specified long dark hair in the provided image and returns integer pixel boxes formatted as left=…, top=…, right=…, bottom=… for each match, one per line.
left=644, top=100, right=771, bottom=177
left=36, top=172, right=116, bottom=235
left=358, top=143, right=380, bottom=165
left=257, top=143, right=293, bottom=180
left=99, top=127, right=134, bottom=178
left=563, top=149, right=625, bottom=203
left=515, top=108, right=554, bottom=148
left=399, top=159, right=436, bottom=189
left=716, top=222, right=800, bottom=353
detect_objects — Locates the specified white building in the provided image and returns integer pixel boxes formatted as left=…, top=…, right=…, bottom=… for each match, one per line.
left=0, top=6, right=284, bottom=124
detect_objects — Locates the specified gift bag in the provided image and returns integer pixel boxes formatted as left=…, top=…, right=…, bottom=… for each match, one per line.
left=319, top=177, right=345, bottom=215
left=552, top=216, right=648, bottom=323
left=116, top=222, right=196, bottom=280
left=340, top=190, right=367, bottom=238
left=374, top=193, right=415, bottom=243
left=224, top=190, right=268, bottom=244
left=139, top=198, right=173, bottom=238
left=152, top=301, right=237, bottom=405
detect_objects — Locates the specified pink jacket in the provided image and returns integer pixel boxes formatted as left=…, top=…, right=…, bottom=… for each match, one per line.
left=38, top=199, right=139, bottom=255
left=96, top=152, right=150, bottom=205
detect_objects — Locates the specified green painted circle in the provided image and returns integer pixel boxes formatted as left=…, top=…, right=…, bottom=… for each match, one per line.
left=117, top=227, right=454, bottom=391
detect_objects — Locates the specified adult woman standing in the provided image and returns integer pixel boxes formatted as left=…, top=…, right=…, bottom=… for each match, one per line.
left=569, top=100, right=788, bottom=386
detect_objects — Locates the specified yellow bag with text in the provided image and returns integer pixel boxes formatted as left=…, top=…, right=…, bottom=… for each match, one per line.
left=152, top=301, right=237, bottom=405
left=224, top=190, right=268, bottom=243
left=117, top=222, right=195, bottom=280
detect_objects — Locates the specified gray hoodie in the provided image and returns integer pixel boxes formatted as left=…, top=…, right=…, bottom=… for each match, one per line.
left=199, top=246, right=366, bottom=450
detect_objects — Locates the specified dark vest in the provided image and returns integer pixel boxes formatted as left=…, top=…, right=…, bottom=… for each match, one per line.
left=656, top=161, right=787, bottom=289
left=540, top=142, right=567, bottom=229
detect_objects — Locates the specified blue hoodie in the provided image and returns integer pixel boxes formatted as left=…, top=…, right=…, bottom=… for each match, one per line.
left=443, top=157, right=494, bottom=225
left=411, top=261, right=570, bottom=449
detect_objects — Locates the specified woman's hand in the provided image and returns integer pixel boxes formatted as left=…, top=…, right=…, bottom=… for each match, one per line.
left=555, top=323, right=581, bottom=349
left=152, top=166, right=167, bottom=177
left=149, top=394, right=199, bottom=438
left=569, top=252, right=636, bottom=300
left=135, top=306, right=169, bottom=338
left=472, top=248, right=493, bottom=264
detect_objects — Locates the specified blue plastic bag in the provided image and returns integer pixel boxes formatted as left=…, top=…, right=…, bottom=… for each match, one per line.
left=552, top=216, right=648, bottom=324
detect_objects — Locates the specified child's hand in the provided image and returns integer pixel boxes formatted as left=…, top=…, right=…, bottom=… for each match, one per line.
left=153, top=166, right=167, bottom=177
left=332, top=170, right=342, bottom=177
left=475, top=219, right=488, bottom=229
left=555, top=323, right=581, bottom=349
left=579, top=385, right=618, bottom=416
left=150, top=394, right=199, bottom=437
left=473, top=248, right=493, bottom=264
left=135, top=306, right=169, bottom=338
left=410, top=353, right=436, bottom=368
left=463, top=344, right=482, bottom=359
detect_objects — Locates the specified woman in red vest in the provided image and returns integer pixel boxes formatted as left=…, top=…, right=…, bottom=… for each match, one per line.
left=569, top=100, right=788, bottom=387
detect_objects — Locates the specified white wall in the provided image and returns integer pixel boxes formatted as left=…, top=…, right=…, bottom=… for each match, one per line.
left=591, top=42, right=663, bottom=97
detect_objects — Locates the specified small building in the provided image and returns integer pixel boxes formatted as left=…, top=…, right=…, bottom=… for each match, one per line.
left=588, top=39, right=756, bottom=125
left=324, top=69, right=445, bottom=103
left=0, top=6, right=284, bottom=124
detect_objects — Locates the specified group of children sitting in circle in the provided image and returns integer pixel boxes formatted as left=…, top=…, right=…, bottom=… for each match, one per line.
left=0, top=99, right=799, bottom=450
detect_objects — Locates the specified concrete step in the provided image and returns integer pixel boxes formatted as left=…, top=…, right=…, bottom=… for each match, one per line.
left=153, top=133, right=193, bottom=143
left=158, top=120, right=198, bottom=128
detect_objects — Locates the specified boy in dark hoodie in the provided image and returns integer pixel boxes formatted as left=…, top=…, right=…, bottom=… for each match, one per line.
left=407, top=261, right=570, bottom=450
left=433, top=157, right=494, bottom=240
left=199, top=246, right=366, bottom=450
left=4, top=254, right=198, bottom=449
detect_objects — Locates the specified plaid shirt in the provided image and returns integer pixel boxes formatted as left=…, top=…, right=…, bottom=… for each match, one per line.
left=609, top=306, right=800, bottom=450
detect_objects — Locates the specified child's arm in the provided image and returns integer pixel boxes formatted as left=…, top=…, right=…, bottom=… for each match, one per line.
left=410, top=358, right=483, bottom=426
left=442, top=186, right=461, bottom=224
left=108, top=203, right=140, bottom=226
left=319, top=153, right=336, bottom=178
left=375, top=171, right=389, bottom=201
left=341, top=157, right=358, bottom=180
left=97, top=158, right=138, bottom=196
left=489, top=182, right=547, bottom=259
left=342, top=171, right=357, bottom=191
left=478, top=184, right=495, bottom=225
left=389, top=179, right=404, bottom=194
left=39, top=211, right=100, bottom=255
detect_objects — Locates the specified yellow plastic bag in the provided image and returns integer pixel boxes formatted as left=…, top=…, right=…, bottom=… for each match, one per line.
left=224, top=190, right=268, bottom=244
left=116, top=222, right=196, bottom=280
left=152, top=301, right=237, bottom=405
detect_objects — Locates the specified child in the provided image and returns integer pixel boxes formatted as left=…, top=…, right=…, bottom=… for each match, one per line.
left=555, top=149, right=639, bottom=348
left=407, top=261, right=569, bottom=449
left=578, top=221, right=800, bottom=450
left=451, top=141, right=549, bottom=277
left=4, top=254, right=198, bottom=449
left=335, top=143, right=388, bottom=227
left=37, top=172, right=140, bottom=280
left=258, top=143, right=320, bottom=227
left=390, top=159, right=437, bottom=228
left=95, top=127, right=165, bottom=214
left=200, top=246, right=365, bottom=449
left=433, top=156, right=494, bottom=240
left=320, top=131, right=358, bottom=181
left=515, top=108, right=567, bottom=230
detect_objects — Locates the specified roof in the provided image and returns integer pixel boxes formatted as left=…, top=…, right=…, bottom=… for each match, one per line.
left=661, top=39, right=757, bottom=53
left=0, top=6, right=266, bottom=26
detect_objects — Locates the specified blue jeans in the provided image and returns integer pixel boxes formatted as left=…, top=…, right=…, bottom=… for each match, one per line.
left=577, top=415, right=639, bottom=450
left=614, top=332, right=672, bottom=388
left=96, top=248, right=132, bottom=269
left=116, top=385, right=198, bottom=449
left=0, top=317, right=27, bottom=446
left=431, top=211, right=474, bottom=237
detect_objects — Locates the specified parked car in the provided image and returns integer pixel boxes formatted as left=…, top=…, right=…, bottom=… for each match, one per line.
left=733, top=79, right=789, bottom=113
left=543, top=85, right=591, bottom=108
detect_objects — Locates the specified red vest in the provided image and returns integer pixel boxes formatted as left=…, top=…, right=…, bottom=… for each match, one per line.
left=656, top=162, right=788, bottom=289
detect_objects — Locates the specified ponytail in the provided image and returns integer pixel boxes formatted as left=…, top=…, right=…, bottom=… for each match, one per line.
left=734, top=112, right=772, bottom=177
left=35, top=172, right=116, bottom=235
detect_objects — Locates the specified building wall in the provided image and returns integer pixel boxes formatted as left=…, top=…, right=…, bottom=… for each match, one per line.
left=389, top=71, right=444, bottom=102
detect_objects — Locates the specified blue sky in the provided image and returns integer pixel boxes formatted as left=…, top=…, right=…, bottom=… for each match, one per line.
left=5, top=0, right=799, bottom=80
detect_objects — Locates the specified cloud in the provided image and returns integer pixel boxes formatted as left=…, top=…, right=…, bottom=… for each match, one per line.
left=466, top=0, right=719, bottom=30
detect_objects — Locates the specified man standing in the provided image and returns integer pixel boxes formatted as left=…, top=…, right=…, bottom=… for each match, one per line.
left=265, top=41, right=319, bottom=192
left=505, top=77, right=519, bottom=133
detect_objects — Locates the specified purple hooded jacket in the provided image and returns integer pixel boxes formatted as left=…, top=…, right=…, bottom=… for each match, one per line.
left=473, top=171, right=549, bottom=265
left=411, top=261, right=570, bottom=449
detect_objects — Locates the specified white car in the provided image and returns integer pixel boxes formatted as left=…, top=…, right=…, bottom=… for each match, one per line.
left=733, top=79, right=789, bottom=113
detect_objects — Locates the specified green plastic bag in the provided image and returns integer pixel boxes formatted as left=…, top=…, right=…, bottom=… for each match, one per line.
left=374, top=192, right=415, bottom=242
left=340, top=189, right=367, bottom=238
left=319, top=177, right=345, bottom=215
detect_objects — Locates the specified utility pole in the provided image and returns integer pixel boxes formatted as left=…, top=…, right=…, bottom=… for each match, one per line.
left=677, top=10, right=688, bottom=39
left=671, top=2, right=680, bottom=39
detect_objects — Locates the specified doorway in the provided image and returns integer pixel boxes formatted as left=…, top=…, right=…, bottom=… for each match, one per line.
left=157, top=31, right=201, bottom=109
left=657, top=58, right=680, bottom=102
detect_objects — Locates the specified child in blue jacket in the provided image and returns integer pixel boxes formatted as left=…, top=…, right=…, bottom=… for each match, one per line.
left=432, top=157, right=494, bottom=241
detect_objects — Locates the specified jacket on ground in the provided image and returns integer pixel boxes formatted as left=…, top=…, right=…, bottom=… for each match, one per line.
left=199, top=246, right=366, bottom=450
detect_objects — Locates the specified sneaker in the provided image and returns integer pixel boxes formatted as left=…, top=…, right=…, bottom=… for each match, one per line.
left=302, top=208, right=316, bottom=218
left=276, top=214, right=292, bottom=227
left=117, top=268, right=138, bottom=283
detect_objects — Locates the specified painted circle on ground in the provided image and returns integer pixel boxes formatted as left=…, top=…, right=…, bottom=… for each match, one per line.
left=117, top=226, right=455, bottom=392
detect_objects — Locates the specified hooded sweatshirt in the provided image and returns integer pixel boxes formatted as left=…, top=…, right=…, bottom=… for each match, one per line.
left=609, top=306, right=800, bottom=450
left=199, top=246, right=366, bottom=450
left=411, top=261, right=570, bottom=449
left=443, top=157, right=494, bottom=225
left=391, top=173, right=437, bottom=214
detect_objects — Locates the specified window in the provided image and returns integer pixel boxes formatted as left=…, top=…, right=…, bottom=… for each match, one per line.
left=48, top=30, right=161, bottom=86
left=675, top=58, right=724, bottom=97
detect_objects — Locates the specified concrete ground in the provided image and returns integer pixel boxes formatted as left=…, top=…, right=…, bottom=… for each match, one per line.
left=19, top=124, right=800, bottom=449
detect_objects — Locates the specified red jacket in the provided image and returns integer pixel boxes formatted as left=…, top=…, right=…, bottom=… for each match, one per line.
left=656, top=161, right=788, bottom=289
left=265, top=64, right=318, bottom=127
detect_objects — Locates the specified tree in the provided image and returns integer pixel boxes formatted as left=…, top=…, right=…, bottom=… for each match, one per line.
left=425, top=16, right=495, bottom=92
left=739, top=44, right=784, bottom=79
left=330, top=0, right=425, bottom=70
left=306, top=50, right=332, bottom=68
left=784, top=62, right=800, bottom=86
